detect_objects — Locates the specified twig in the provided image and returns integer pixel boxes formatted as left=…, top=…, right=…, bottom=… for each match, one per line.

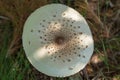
left=0, top=16, right=9, bottom=20
left=82, top=68, right=90, bottom=80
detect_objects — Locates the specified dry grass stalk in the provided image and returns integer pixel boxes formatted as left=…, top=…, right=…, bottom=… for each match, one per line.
left=0, top=0, right=103, bottom=56
left=0, top=0, right=48, bottom=56
left=74, top=0, right=104, bottom=42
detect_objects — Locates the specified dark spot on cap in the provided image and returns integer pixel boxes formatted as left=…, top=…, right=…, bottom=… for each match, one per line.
left=48, top=22, right=51, bottom=24
left=78, top=54, right=81, bottom=57
left=70, top=24, right=72, bottom=27
left=73, top=48, right=75, bottom=50
left=86, top=45, right=88, bottom=48
left=79, top=32, right=83, bottom=35
left=48, top=51, right=50, bottom=54
left=54, top=56, right=57, bottom=58
left=38, top=30, right=40, bottom=33
left=78, top=41, right=81, bottom=44
left=62, top=24, right=64, bottom=26
left=63, top=19, right=65, bottom=22
left=74, top=26, right=76, bottom=29
left=45, top=45, right=48, bottom=49
left=29, top=41, right=30, bottom=45
left=83, top=55, right=85, bottom=58
left=72, top=20, right=75, bottom=23
left=67, top=20, right=70, bottom=22
left=69, top=67, right=73, bottom=70
left=31, top=29, right=33, bottom=32
left=41, top=41, right=44, bottom=44
left=63, top=13, right=65, bottom=16
left=40, top=36, right=42, bottom=39
left=43, top=20, right=45, bottom=22
left=54, top=22, right=57, bottom=24
left=74, top=52, right=77, bottom=54
left=78, top=26, right=80, bottom=28
left=63, top=60, right=65, bottom=63
left=78, top=47, right=80, bottom=49
left=68, top=59, right=71, bottom=62
left=61, top=53, right=64, bottom=55
left=42, top=25, right=44, bottom=27
left=75, top=37, right=77, bottom=39
left=53, top=15, right=56, bottom=17
left=59, top=55, right=61, bottom=58
left=51, top=47, right=53, bottom=48
left=69, top=53, right=71, bottom=55
left=74, top=33, right=77, bottom=35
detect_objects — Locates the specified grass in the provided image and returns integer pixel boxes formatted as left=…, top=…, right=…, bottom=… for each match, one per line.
left=0, top=0, right=120, bottom=80
left=0, top=50, right=35, bottom=80
left=0, top=22, right=35, bottom=80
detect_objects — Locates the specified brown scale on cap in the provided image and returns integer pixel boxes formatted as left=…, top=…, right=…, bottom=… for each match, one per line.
left=82, top=55, right=85, bottom=58
left=32, top=15, right=87, bottom=64
left=78, top=26, right=80, bottom=28
left=53, top=15, right=56, bottom=17
left=78, top=54, right=81, bottom=57
left=43, top=20, right=46, bottom=22
left=29, top=41, right=30, bottom=45
left=31, top=29, right=33, bottom=32
left=79, top=32, right=83, bottom=35
left=38, top=30, right=41, bottom=33
left=69, top=67, right=73, bottom=70
left=62, top=13, right=66, bottom=16
left=67, top=59, right=71, bottom=62
left=40, top=36, right=42, bottom=39
left=54, top=36, right=65, bottom=45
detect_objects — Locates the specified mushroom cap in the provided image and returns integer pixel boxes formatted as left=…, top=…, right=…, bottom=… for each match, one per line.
left=22, top=4, right=94, bottom=77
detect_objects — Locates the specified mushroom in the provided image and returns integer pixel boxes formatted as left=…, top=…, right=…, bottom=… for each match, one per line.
left=22, top=4, right=94, bottom=77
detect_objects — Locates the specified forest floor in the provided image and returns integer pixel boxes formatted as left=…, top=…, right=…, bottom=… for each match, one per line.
left=0, top=0, right=120, bottom=80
